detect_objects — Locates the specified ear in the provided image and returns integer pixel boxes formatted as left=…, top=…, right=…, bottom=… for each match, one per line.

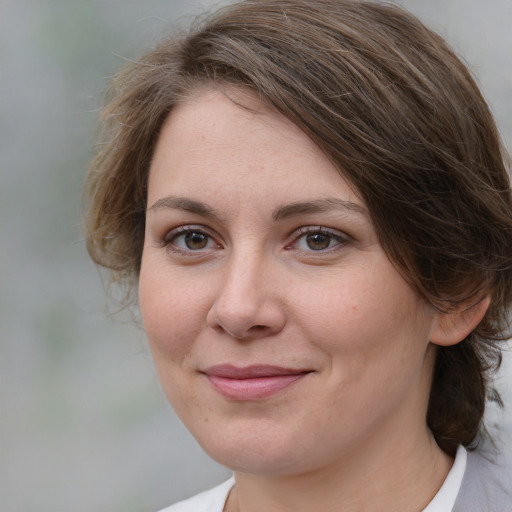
left=430, top=295, right=491, bottom=347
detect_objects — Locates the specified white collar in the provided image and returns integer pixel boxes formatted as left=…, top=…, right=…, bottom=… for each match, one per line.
left=422, top=445, right=467, bottom=512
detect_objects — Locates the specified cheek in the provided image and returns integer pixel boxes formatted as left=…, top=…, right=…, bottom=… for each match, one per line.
left=290, top=264, right=432, bottom=369
left=139, top=261, right=209, bottom=362
left=289, top=274, right=381, bottom=347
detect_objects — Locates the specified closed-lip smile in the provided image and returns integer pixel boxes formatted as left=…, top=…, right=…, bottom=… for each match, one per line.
left=202, top=364, right=313, bottom=400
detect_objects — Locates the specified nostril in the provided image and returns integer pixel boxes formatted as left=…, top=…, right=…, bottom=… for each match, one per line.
left=207, top=297, right=287, bottom=340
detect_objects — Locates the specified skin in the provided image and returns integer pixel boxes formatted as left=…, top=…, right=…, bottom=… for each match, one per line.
left=139, top=88, right=483, bottom=511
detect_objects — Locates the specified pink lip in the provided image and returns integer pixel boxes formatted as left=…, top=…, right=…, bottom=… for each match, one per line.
left=203, top=365, right=312, bottom=400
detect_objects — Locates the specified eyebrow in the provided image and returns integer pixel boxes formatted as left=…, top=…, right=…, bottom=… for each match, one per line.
left=148, top=196, right=367, bottom=221
left=148, top=196, right=222, bottom=220
left=272, top=198, right=367, bottom=221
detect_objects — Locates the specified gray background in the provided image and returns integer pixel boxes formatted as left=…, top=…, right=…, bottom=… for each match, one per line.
left=1, top=1, right=511, bottom=511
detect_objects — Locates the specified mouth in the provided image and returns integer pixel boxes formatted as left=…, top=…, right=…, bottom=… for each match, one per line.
left=202, top=364, right=313, bottom=400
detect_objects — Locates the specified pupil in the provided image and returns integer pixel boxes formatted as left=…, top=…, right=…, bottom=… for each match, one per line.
left=306, top=233, right=330, bottom=250
left=185, top=232, right=208, bottom=249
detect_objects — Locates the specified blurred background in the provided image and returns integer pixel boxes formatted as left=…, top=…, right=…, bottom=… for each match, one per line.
left=1, top=0, right=511, bottom=511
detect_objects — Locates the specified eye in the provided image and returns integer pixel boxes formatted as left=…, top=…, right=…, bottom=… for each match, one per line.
left=164, top=226, right=220, bottom=252
left=289, top=227, right=348, bottom=252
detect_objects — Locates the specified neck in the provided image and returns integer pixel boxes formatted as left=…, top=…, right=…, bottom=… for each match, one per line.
left=225, top=426, right=453, bottom=512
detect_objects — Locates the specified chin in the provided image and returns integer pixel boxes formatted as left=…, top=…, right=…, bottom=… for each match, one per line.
left=187, top=417, right=323, bottom=476
left=204, top=442, right=303, bottom=476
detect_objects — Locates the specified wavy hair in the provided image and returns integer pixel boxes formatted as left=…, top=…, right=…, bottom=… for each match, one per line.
left=85, top=0, right=512, bottom=455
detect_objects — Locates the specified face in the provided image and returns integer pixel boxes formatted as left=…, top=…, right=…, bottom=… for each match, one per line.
left=140, top=88, right=439, bottom=476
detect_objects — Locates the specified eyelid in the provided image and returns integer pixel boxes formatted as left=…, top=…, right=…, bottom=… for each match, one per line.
left=162, top=224, right=223, bottom=253
left=286, top=226, right=351, bottom=251
left=159, top=224, right=351, bottom=255
left=163, top=224, right=209, bottom=242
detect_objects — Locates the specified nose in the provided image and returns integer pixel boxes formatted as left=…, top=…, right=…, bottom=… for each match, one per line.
left=206, top=252, right=286, bottom=341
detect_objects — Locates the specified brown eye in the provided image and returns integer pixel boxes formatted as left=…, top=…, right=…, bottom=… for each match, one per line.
left=305, top=233, right=332, bottom=251
left=166, top=228, right=219, bottom=252
left=184, top=232, right=209, bottom=250
left=290, top=227, right=348, bottom=252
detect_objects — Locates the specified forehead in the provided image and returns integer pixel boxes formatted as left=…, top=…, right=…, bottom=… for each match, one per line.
left=155, top=87, right=313, bottom=162
left=149, top=87, right=364, bottom=209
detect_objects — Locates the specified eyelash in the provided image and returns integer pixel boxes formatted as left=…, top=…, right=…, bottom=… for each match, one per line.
left=162, top=225, right=221, bottom=255
left=287, top=226, right=350, bottom=253
left=161, top=225, right=350, bottom=255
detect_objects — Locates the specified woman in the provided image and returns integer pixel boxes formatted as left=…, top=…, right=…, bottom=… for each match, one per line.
left=85, top=1, right=512, bottom=510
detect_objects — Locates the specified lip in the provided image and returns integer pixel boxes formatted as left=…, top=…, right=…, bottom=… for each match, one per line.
left=202, top=365, right=312, bottom=400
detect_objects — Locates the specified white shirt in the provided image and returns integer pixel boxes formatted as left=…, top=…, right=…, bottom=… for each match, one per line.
left=159, top=445, right=468, bottom=512
left=422, top=445, right=467, bottom=512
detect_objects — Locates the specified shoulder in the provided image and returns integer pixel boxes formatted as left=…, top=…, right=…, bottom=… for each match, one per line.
left=156, top=478, right=234, bottom=512
left=453, top=446, right=512, bottom=512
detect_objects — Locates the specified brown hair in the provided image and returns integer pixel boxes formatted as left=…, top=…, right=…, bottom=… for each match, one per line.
left=85, top=0, right=512, bottom=455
